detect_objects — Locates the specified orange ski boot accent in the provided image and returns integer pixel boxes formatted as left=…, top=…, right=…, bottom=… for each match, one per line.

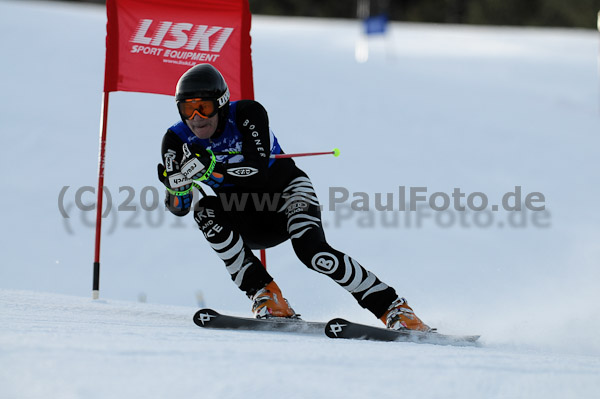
left=251, top=281, right=297, bottom=319
left=380, top=297, right=432, bottom=332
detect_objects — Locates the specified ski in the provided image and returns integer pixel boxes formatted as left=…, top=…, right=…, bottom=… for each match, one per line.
left=325, top=318, right=480, bottom=346
left=193, top=308, right=327, bottom=335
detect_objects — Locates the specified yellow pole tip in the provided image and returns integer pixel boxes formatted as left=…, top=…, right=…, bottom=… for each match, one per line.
left=333, top=148, right=341, bottom=157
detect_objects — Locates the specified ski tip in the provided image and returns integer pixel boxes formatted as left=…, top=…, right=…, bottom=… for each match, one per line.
left=193, top=308, right=220, bottom=327
left=324, top=317, right=482, bottom=345
left=324, top=318, right=351, bottom=339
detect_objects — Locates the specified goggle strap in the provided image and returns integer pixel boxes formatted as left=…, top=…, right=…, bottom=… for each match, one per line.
left=217, top=88, right=230, bottom=108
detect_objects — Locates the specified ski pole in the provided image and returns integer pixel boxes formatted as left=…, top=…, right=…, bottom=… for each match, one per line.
left=213, top=148, right=341, bottom=159
left=270, top=148, right=341, bottom=159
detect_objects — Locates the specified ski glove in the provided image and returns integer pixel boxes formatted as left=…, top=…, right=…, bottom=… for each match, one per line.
left=180, top=143, right=216, bottom=182
left=202, top=171, right=225, bottom=189
left=157, top=163, right=193, bottom=216
left=157, top=162, right=193, bottom=194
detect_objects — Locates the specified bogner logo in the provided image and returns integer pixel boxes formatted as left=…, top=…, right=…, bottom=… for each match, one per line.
left=311, top=252, right=339, bottom=275
left=131, top=19, right=233, bottom=52
left=227, top=167, right=259, bottom=177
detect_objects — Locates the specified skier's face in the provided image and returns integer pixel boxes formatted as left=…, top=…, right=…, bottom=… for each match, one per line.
left=186, top=113, right=218, bottom=139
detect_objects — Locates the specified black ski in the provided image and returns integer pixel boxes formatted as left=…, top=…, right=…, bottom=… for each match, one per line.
left=325, top=318, right=480, bottom=346
left=193, top=308, right=326, bottom=335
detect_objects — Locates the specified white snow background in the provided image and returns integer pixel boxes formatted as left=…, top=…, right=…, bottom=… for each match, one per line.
left=1, top=0, right=600, bottom=398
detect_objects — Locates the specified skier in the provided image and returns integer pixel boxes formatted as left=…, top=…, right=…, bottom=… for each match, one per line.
left=157, top=63, right=431, bottom=332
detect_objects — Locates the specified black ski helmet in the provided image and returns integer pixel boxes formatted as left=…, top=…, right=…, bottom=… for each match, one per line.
left=175, top=64, right=230, bottom=132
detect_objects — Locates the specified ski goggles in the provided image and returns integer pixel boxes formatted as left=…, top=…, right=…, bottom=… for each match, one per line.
left=177, top=98, right=219, bottom=120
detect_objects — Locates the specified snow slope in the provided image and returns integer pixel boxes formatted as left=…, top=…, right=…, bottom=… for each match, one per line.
left=1, top=0, right=600, bottom=397
left=2, top=289, right=600, bottom=399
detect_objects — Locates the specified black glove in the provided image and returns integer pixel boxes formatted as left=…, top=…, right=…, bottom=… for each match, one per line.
left=157, top=162, right=193, bottom=193
left=157, top=162, right=193, bottom=216
left=180, top=143, right=216, bottom=182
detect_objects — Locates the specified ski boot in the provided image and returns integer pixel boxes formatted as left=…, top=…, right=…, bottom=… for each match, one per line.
left=380, top=297, right=432, bottom=332
left=251, top=280, right=297, bottom=319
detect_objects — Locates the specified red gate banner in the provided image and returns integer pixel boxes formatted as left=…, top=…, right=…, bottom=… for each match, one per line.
left=93, top=0, right=256, bottom=299
left=104, top=0, right=254, bottom=100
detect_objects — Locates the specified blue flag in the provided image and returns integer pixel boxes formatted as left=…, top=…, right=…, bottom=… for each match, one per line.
left=364, top=13, right=388, bottom=35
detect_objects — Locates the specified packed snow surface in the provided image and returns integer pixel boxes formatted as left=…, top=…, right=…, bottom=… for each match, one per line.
left=2, top=289, right=600, bottom=399
left=1, top=0, right=600, bottom=398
